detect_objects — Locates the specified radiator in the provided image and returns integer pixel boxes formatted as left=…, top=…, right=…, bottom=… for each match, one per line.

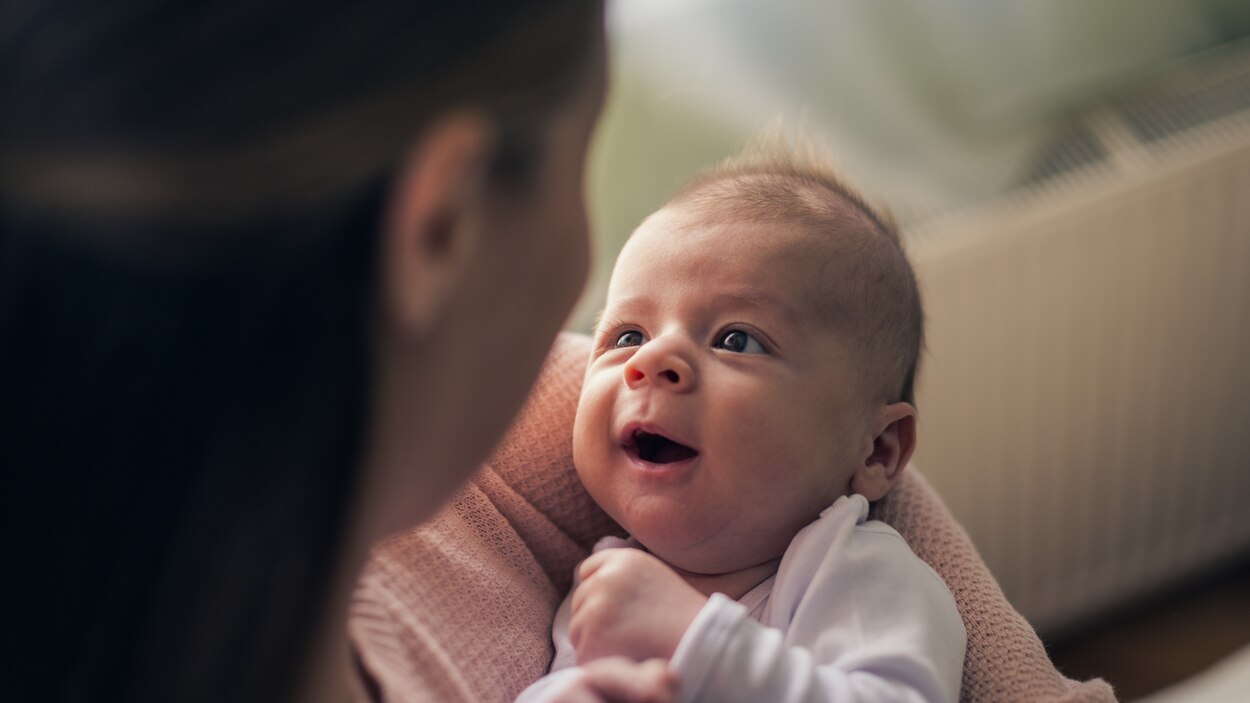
left=907, top=56, right=1250, bottom=636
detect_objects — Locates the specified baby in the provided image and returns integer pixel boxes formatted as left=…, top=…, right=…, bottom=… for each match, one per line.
left=519, top=145, right=966, bottom=703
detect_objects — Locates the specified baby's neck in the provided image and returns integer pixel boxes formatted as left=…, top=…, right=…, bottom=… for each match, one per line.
left=667, top=558, right=782, bottom=601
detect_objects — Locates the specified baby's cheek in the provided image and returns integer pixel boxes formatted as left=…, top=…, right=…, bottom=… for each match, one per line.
left=571, top=382, right=607, bottom=460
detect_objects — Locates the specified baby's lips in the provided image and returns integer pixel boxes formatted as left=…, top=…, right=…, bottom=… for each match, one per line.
left=616, top=420, right=698, bottom=453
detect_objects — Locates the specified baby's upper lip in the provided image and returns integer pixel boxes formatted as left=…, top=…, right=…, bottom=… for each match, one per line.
left=617, top=421, right=698, bottom=453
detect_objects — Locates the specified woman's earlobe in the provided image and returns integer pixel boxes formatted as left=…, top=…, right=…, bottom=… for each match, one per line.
left=381, top=112, right=495, bottom=337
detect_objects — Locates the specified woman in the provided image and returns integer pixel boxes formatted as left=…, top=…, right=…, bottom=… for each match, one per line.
left=1, top=1, right=604, bottom=699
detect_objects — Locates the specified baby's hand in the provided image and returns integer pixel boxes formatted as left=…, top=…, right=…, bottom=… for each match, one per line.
left=546, top=657, right=677, bottom=703
left=569, top=548, right=706, bottom=665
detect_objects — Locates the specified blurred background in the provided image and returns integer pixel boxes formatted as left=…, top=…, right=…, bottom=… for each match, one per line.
left=580, top=1, right=1250, bottom=700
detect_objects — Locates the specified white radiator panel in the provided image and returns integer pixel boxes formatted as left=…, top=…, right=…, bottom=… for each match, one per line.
left=909, top=124, right=1250, bottom=635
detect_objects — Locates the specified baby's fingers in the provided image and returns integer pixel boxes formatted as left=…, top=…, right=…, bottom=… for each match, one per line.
left=581, top=657, right=678, bottom=703
left=576, top=548, right=621, bottom=583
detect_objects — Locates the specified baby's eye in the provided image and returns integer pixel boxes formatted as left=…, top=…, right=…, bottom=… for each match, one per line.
left=613, top=330, right=646, bottom=349
left=714, top=330, right=766, bottom=354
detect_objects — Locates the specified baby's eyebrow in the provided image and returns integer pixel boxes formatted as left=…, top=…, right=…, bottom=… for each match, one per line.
left=597, top=295, right=657, bottom=325
left=707, top=289, right=801, bottom=327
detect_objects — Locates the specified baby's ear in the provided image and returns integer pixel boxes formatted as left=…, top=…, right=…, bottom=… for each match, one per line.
left=850, top=402, right=917, bottom=502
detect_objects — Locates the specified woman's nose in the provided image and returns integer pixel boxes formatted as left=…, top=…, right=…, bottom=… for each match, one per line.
left=623, top=339, right=697, bottom=392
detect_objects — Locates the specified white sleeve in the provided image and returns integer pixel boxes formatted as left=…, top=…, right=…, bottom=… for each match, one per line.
left=670, top=528, right=966, bottom=703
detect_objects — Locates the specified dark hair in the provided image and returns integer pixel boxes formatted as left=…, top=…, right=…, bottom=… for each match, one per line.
left=0, top=1, right=600, bottom=700
left=668, top=138, right=925, bottom=406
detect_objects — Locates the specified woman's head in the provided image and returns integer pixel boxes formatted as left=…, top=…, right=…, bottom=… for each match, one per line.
left=0, top=1, right=604, bottom=699
left=3, top=1, right=601, bottom=230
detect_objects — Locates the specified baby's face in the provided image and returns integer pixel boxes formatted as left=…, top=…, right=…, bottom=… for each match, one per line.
left=573, top=206, right=876, bottom=575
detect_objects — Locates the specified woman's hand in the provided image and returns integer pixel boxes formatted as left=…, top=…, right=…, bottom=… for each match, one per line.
left=569, top=548, right=707, bottom=665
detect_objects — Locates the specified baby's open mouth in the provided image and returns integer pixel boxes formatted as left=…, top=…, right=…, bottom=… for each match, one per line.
left=625, top=429, right=699, bottom=464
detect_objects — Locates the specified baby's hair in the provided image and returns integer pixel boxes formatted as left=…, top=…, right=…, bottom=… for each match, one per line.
left=665, top=133, right=924, bottom=406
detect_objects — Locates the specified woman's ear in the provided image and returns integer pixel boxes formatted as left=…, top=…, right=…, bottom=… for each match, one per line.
left=850, top=402, right=917, bottom=501
left=381, top=112, right=494, bottom=337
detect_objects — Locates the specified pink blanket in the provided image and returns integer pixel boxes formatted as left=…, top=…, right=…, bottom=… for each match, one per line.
left=350, top=332, right=1115, bottom=702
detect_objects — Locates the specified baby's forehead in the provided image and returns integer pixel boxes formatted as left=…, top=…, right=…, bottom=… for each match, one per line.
left=657, top=200, right=860, bottom=269
left=619, top=205, right=858, bottom=321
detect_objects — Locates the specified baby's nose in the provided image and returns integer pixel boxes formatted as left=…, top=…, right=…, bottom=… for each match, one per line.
left=623, top=342, right=696, bottom=392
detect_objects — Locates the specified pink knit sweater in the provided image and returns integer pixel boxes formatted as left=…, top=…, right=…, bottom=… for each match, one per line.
left=349, top=332, right=1116, bottom=702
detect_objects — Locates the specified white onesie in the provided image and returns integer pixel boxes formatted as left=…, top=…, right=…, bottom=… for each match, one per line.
left=518, top=494, right=966, bottom=703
